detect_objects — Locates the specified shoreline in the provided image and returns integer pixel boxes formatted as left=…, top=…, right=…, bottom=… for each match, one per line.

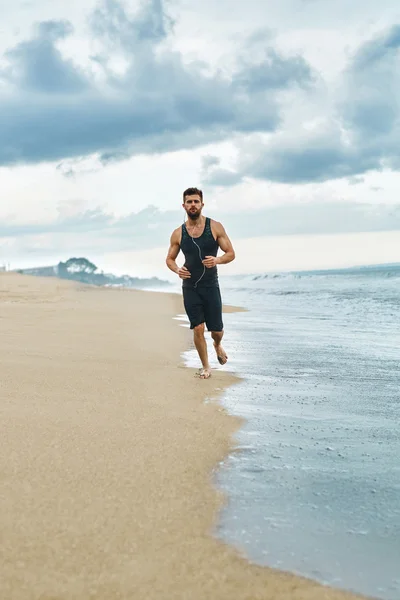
left=0, top=273, right=366, bottom=599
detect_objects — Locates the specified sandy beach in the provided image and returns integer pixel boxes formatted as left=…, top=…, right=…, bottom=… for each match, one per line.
left=0, top=273, right=365, bottom=600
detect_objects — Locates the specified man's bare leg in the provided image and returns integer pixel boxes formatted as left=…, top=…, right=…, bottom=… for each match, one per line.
left=193, top=323, right=211, bottom=378
left=211, top=330, right=228, bottom=365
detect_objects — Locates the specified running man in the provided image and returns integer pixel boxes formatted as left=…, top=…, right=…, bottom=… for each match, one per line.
left=166, top=187, right=236, bottom=379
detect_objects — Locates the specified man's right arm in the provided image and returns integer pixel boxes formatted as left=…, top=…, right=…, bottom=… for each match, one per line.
left=166, top=230, right=191, bottom=279
left=166, top=229, right=180, bottom=275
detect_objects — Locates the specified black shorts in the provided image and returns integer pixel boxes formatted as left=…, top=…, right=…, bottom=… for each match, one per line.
left=182, top=285, right=224, bottom=332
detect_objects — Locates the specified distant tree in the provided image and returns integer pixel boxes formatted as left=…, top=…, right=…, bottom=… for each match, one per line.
left=58, top=257, right=98, bottom=277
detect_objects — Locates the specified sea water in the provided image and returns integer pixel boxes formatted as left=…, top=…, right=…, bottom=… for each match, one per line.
left=178, top=264, right=400, bottom=600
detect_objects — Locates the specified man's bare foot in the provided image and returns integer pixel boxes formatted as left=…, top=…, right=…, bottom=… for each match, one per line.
left=213, top=342, right=228, bottom=365
left=199, top=368, right=211, bottom=379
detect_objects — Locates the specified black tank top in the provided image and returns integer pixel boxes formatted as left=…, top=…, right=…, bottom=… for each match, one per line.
left=180, top=217, right=219, bottom=288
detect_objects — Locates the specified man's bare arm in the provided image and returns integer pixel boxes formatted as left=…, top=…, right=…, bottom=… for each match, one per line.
left=215, top=222, right=235, bottom=265
left=166, top=229, right=181, bottom=274
left=166, top=229, right=191, bottom=279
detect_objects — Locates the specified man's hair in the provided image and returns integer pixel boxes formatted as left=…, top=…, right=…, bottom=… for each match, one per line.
left=183, top=187, right=203, bottom=201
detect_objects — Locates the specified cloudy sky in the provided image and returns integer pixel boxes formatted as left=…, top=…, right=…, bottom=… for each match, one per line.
left=1, top=0, right=400, bottom=279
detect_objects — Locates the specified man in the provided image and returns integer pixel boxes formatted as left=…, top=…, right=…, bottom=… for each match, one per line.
left=166, top=187, right=236, bottom=379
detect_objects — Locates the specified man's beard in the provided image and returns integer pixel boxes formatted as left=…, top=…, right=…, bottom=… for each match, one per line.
left=186, top=208, right=201, bottom=220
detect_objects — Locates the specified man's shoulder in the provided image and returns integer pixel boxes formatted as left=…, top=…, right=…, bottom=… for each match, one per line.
left=171, top=225, right=183, bottom=241
left=210, top=219, right=225, bottom=234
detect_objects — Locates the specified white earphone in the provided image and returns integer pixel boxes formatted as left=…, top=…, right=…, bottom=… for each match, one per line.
left=191, top=236, right=206, bottom=288
left=183, top=213, right=206, bottom=288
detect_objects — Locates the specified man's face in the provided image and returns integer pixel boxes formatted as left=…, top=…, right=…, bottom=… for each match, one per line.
left=183, top=194, right=203, bottom=220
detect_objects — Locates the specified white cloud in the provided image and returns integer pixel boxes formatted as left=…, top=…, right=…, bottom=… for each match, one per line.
left=1, top=0, right=400, bottom=274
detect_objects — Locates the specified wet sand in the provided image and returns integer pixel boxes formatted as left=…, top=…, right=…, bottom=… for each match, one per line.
left=0, top=273, right=365, bottom=599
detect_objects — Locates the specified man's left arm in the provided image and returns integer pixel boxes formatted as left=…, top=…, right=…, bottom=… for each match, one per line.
left=216, top=222, right=235, bottom=264
left=202, top=222, right=235, bottom=268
